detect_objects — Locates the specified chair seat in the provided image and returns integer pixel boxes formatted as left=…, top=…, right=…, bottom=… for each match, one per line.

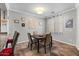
left=1, top=48, right=12, bottom=53
left=0, top=48, right=12, bottom=56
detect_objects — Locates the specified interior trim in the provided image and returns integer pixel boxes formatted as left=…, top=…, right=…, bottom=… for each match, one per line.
left=76, top=46, right=79, bottom=50
left=17, top=40, right=29, bottom=44
left=17, top=38, right=76, bottom=47
left=53, top=39, right=76, bottom=46
left=0, top=32, right=7, bottom=34
left=9, top=8, right=43, bottom=19
left=17, top=39, right=79, bottom=51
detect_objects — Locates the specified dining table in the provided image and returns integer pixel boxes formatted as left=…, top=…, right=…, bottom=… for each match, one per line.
left=32, top=34, right=46, bottom=53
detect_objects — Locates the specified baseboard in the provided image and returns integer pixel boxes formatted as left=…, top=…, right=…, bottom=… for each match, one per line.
left=53, top=39, right=76, bottom=47
left=16, top=39, right=78, bottom=50
left=77, top=47, right=79, bottom=50
left=0, top=32, right=7, bottom=34
left=17, top=39, right=76, bottom=46
left=76, top=45, right=79, bottom=50
left=17, top=40, right=28, bottom=44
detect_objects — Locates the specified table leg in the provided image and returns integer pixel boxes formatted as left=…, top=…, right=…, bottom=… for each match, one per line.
left=37, top=39, right=39, bottom=53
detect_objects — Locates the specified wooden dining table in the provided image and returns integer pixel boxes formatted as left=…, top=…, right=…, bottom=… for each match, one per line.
left=32, top=35, right=46, bottom=53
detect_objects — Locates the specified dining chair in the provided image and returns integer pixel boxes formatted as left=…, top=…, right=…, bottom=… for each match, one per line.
left=0, top=31, right=20, bottom=56
left=27, top=33, right=38, bottom=50
left=5, top=31, right=17, bottom=48
left=40, top=33, right=52, bottom=54
left=12, top=31, right=20, bottom=55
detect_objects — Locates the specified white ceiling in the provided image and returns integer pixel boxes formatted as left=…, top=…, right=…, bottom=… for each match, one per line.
left=9, top=3, right=75, bottom=18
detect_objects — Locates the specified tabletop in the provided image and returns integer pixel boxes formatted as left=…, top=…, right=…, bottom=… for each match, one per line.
left=32, top=34, right=46, bottom=39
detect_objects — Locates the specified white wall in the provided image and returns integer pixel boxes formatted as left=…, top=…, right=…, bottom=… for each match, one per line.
left=1, top=10, right=8, bottom=32
left=76, top=4, right=79, bottom=50
left=46, top=17, right=55, bottom=33
left=8, top=10, right=45, bottom=43
left=0, top=4, right=8, bottom=33
left=47, top=9, right=76, bottom=45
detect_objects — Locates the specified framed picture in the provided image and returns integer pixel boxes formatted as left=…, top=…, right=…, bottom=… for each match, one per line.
left=65, top=19, right=73, bottom=28
left=14, top=20, right=19, bottom=23
left=21, top=23, right=25, bottom=27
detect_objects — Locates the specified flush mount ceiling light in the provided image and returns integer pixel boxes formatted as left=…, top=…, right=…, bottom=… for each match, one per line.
left=34, top=7, right=45, bottom=14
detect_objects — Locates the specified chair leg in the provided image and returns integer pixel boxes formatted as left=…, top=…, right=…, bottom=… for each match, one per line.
left=44, top=46, right=46, bottom=54
left=27, top=43, right=29, bottom=48
left=11, top=50, right=14, bottom=56
left=49, top=44, right=51, bottom=54
left=30, top=44, right=32, bottom=50
left=51, top=42, right=52, bottom=47
left=12, top=52, right=14, bottom=56
left=51, top=39, right=52, bottom=47
left=5, top=42, right=8, bottom=48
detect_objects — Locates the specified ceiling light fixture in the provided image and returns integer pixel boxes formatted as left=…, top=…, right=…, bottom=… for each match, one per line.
left=34, top=7, right=45, bottom=14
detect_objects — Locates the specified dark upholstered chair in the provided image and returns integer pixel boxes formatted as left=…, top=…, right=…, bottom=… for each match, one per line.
left=27, top=33, right=38, bottom=50
left=0, top=31, right=20, bottom=56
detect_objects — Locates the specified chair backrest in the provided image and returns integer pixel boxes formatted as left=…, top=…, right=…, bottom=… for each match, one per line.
left=44, top=33, right=52, bottom=45
left=13, top=31, right=17, bottom=39
left=27, top=33, right=33, bottom=43
left=12, top=31, right=20, bottom=53
left=5, top=31, right=19, bottom=48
